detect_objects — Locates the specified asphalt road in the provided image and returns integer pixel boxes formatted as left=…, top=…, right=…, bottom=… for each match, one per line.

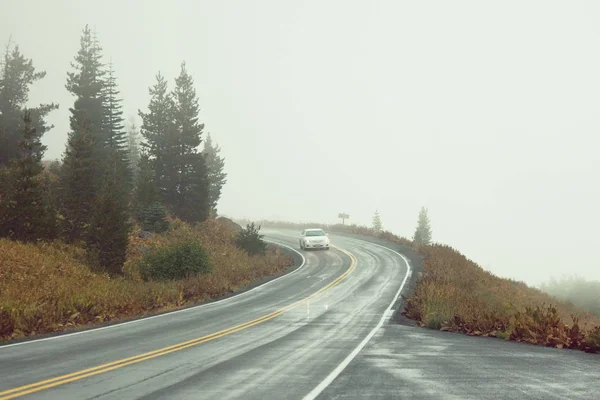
left=0, top=231, right=410, bottom=399
left=1, top=231, right=598, bottom=400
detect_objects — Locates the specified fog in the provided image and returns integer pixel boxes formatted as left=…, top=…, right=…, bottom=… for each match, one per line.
left=2, top=0, right=599, bottom=285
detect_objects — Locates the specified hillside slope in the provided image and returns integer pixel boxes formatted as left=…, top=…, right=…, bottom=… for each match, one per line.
left=0, top=219, right=292, bottom=341
left=251, top=219, right=600, bottom=354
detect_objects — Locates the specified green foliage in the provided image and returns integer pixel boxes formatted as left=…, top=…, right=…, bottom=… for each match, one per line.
left=137, top=202, right=170, bottom=233
left=138, top=241, right=212, bottom=281
left=59, top=119, right=98, bottom=242
left=138, top=64, right=210, bottom=223
left=0, top=111, right=56, bottom=241
left=372, top=210, right=382, bottom=232
left=424, top=313, right=444, bottom=330
left=171, top=62, right=210, bottom=222
left=126, top=117, right=141, bottom=182
left=134, top=153, right=157, bottom=203
left=203, top=133, right=227, bottom=215
left=138, top=72, right=176, bottom=201
left=413, top=206, right=432, bottom=245
left=65, top=25, right=105, bottom=159
left=86, top=155, right=131, bottom=275
left=101, top=62, right=131, bottom=186
left=0, top=41, right=58, bottom=166
left=60, top=25, right=110, bottom=244
left=236, top=223, right=267, bottom=256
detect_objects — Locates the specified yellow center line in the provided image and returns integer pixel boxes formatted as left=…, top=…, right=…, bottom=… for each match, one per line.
left=0, top=246, right=357, bottom=400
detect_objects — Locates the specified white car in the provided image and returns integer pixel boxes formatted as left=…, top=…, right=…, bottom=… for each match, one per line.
left=299, top=228, right=330, bottom=250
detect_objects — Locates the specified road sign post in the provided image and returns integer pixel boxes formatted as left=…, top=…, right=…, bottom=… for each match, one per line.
left=337, top=213, right=349, bottom=225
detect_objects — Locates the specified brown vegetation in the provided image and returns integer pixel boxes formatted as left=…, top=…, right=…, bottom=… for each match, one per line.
left=0, top=219, right=291, bottom=340
left=254, top=219, right=600, bottom=353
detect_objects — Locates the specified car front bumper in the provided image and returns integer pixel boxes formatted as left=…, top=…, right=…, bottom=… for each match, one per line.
left=304, top=242, right=330, bottom=249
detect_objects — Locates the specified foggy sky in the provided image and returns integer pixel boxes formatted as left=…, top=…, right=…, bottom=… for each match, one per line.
left=2, top=0, right=599, bottom=285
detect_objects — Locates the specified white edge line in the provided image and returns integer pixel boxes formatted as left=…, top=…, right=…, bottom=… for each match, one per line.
left=0, top=238, right=306, bottom=349
left=302, top=240, right=412, bottom=400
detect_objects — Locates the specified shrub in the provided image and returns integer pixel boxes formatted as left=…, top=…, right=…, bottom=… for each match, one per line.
left=585, top=327, right=600, bottom=353
left=138, top=241, right=211, bottom=281
left=236, top=223, right=267, bottom=256
left=137, top=202, right=170, bottom=233
left=0, top=219, right=293, bottom=340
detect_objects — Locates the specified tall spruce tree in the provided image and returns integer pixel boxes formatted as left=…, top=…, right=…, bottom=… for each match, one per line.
left=171, top=61, right=210, bottom=222
left=372, top=210, right=382, bottom=232
left=102, top=62, right=131, bottom=184
left=0, top=110, right=56, bottom=241
left=61, top=25, right=106, bottom=242
left=413, top=206, right=432, bottom=245
left=203, top=133, right=227, bottom=217
left=138, top=72, right=177, bottom=205
left=126, top=116, right=141, bottom=182
left=100, top=62, right=131, bottom=180
left=87, top=151, right=131, bottom=275
left=59, top=119, right=97, bottom=242
left=65, top=25, right=105, bottom=157
left=135, top=152, right=160, bottom=207
left=0, top=42, right=58, bottom=165
left=134, top=152, right=169, bottom=233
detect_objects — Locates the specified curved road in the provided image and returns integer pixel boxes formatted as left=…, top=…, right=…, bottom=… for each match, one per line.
left=0, top=231, right=410, bottom=399
left=2, top=231, right=599, bottom=399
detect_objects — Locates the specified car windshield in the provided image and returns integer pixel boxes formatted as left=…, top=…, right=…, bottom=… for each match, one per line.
left=306, top=230, right=326, bottom=237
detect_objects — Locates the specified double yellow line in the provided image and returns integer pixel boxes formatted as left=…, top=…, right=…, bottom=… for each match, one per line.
left=0, top=247, right=357, bottom=400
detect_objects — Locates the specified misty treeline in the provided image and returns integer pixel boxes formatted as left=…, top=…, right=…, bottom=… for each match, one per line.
left=371, top=207, right=432, bottom=245
left=540, top=276, right=600, bottom=317
left=0, top=26, right=227, bottom=274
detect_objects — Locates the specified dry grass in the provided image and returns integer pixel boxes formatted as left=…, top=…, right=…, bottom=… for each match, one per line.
left=404, top=244, right=600, bottom=353
left=0, top=218, right=292, bottom=340
left=252, top=219, right=600, bottom=353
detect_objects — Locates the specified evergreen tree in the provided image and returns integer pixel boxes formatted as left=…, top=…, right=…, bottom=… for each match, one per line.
left=138, top=72, right=177, bottom=204
left=203, top=133, right=227, bottom=217
left=135, top=153, right=160, bottom=207
left=137, top=202, right=170, bottom=233
left=372, top=210, right=382, bottom=232
left=0, top=42, right=58, bottom=165
left=413, top=206, right=432, bottom=245
left=65, top=25, right=105, bottom=160
left=61, top=25, right=108, bottom=243
left=59, top=119, right=97, bottom=242
left=171, top=61, right=210, bottom=222
left=101, top=61, right=130, bottom=182
left=0, top=111, right=56, bottom=241
left=236, top=223, right=267, bottom=256
left=134, top=152, right=169, bottom=233
left=126, top=116, right=141, bottom=182
left=86, top=153, right=131, bottom=275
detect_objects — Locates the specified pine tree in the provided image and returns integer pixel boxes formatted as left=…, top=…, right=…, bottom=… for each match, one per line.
left=236, top=223, right=267, bottom=256
left=126, top=116, right=141, bottom=182
left=59, top=119, right=97, bottom=242
left=61, top=26, right=109, bottom=243
left=65, top=25, right=105, bottom=161
left=135, top=153, right=160, bottom=207
left=138, top=72, right=177, bottom=205
left=372, top=210, right=382, bottom=232
left=413, top=206, right=432, bottom=245
left=0, top=110, right=56, bottom=241
left=134, top=152, right=169, bottom=233
left=102, top=62, right=130, bottom=182
left=203, top=133, right=227, bottom=217
left=171, top=61, right=210, bottom=222
left=0, top=41, right=58, bottom=165
left=86, top=153, right=131, bottom=275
